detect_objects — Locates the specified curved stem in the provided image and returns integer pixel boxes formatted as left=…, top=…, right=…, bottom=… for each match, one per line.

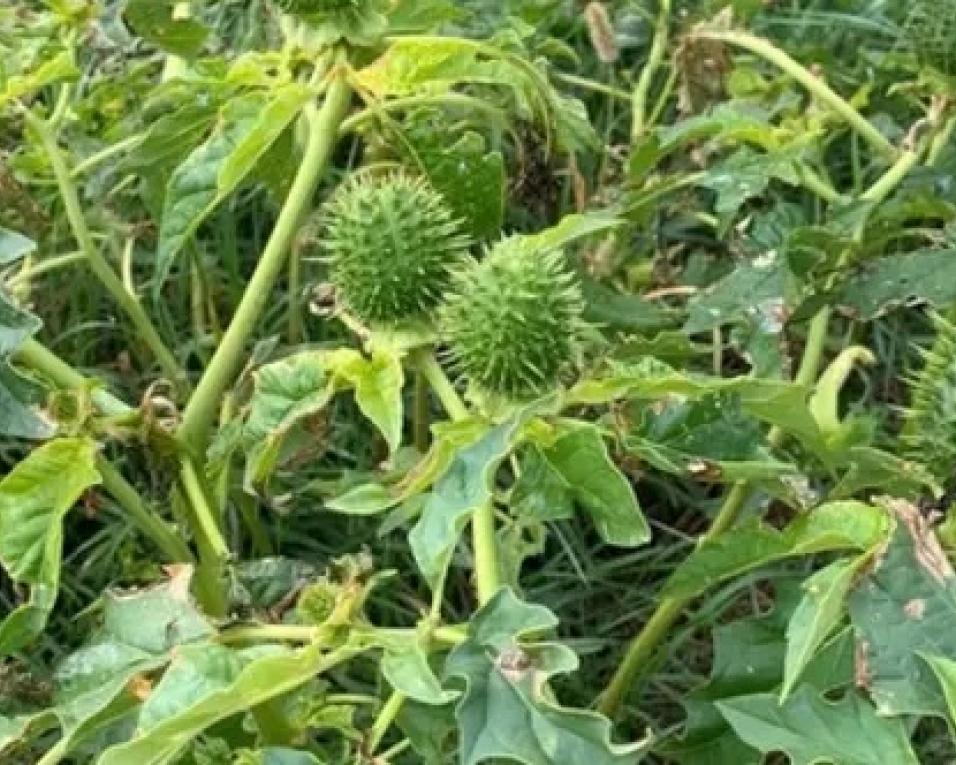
left=22, top=110, right=184, bottom=384
left=632, top=0, right=671, bottom=140
left=340, top=92, right=506, bottom=134
left=177, top=72, right=353, bottom=451
left=693, top=27, right=896, bottom=159
left=4, top=251, right=84, bottom=290
left=553, top=72, right=632, bottom=102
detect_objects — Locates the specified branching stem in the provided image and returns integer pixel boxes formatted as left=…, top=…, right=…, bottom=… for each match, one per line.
left=22, top=110, right=183, bottom=383
left=177, top=72, right=353, bottom=451
left=693, top=27, right=896, bottom=159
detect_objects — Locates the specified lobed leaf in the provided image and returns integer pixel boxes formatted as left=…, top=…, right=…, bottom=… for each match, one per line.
left=0, top=438, right=100, bottom=655
left=446, top=589, right=647, bottom=765
left=663, top=501, right=888, bottom=600
left=718, top=687, right=919, bottom=765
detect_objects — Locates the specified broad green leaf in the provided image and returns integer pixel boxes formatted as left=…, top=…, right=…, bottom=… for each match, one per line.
left=0, top=290, right=41, bottom=355
left=380, top=634, right=459, bottom=706
left=848, top=499, right=956, bottom=717
left=101, top=574, right=215, bottom=654
left=511, top=211, right=622, bottom=256
left=781, top=556, right=862, bottom=701
left=235, top=749, right=324, bottom=765
left=684, top=251, right=802, bottom=335
left=542, top=422, right=650, bottom=546
left=922, top=654, right=956, bottom=730
left=511, top=446, right=574, bottom=523
left=0, top=438, right=100, bottom=655
left=662, top=599, right=855, bottom=764
left=664, top=501, right=888, bottom=600
left=409, top=416, right=527, bottom=591
left=156, top=85, right=310, bottom=294
left=356, top=37, right=502, bottom=96
left=834, top=248, right=956, bottom=320
left=332, top=349, right=405, bottom=455
left=355, top=37, right=553, bottom=135
left=326, top=417, right=488, bottom=515
left=387, top=0, right=465, bottom=33
left=0, top=362, right=55, bottom=440
left=124, top=100, right=220, bottom=178
left=580, top=280, right=675, bottom=333
left=124, top=0, right=209, bottom=58
left=620, top=393, right=801, bottom=497
left=629, top=103, right=785, bottom=179
left=700, top=146, right=804, bottom=224
left=569, top=358, right=825, bottom=453
left=418, top=131, right=505, bottom=240
left=829, top=445, right=939, bottom=499
left=243, top=352, right=336, bottom=487
left=0, top=227, right=35, bottom=263
left=718, top=687, right=919, bottom=765
left=97, top=641, right=360, bottom=765
left=397, top=700, right=457, bottom=764
left=44, top=570, right=215, bottom=760
left=139, top=643, right=282, bottom=730
left=446, top=588, right=647, bottom=765
left=0, top=50, right=77, bottom=107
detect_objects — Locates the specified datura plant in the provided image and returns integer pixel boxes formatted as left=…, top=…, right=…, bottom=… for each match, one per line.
left=5, top=0, right=956, bottom=763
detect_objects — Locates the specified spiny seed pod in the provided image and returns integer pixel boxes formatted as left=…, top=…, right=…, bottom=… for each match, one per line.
left=296, top=581, right=339, bottom=626
left=323, top=174, right=471, bottom=325
left=904, top=0, right=956, bottom=77
left=440, top=238, right=584, bottom=400
left=903, top=314, right=956, bottom=484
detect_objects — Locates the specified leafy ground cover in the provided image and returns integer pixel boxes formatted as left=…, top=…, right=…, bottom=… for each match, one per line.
left=3, top=0, right=956, bottom=762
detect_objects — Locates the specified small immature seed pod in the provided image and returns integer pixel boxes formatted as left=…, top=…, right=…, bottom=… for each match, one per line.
left=323, top=174, right=472, bottom=325
left=296, top=581, right=339, bottom=626
left=440, top=238, right=584, bottom=400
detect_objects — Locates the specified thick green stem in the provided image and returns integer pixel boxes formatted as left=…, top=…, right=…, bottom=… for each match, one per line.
left=368, top=690, right=405, bottom=753
left=96, top=457, right=194, bottom=563
left=694, top=27, right=896, bottom=159
left=410, top=348, right=468, bottom=422
left=22, top=111, right=183, bottom=383
left=472, top=501, right=500, bottom=606
left=409, top=349, right=497, bottom=602
left=177, top=74, right=353, bottom=451
left=14, top=338, right=131, bottom=417
left=179, top=457, right=230, bottom=616
left=631, top=0, right=671, bottom=139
